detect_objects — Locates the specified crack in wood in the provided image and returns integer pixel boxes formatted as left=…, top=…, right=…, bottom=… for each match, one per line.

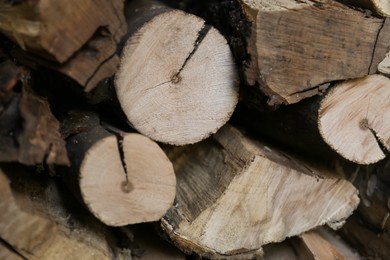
left=102, top=124, right=132, bottom=193
left=0, top=236, right=28, bottom=260
left=368, top=18, right=386, bottom=74
left=367, top=126, right=390, bottom=156
left=174, top=24, right=212, bottom=79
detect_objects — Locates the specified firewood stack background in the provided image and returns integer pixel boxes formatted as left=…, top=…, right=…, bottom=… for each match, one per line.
left=0, top=0, right=389, bottom=259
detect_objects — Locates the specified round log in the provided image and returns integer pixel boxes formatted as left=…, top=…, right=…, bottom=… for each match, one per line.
left=115, top=0, right=239, bottom=145
left=65, top=111, right=176, bottom=226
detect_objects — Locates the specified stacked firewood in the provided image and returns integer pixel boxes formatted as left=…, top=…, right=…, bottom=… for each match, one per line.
left=0, top=0, right=389, bottom=259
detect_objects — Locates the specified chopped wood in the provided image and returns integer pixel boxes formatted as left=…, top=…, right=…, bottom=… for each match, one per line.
left=0, top=168, right=132, bottom=260
left=0, top=0, right=126, bottom=63
left=161, top=125, right=359, bottom=259
left=378, top=52, right=390, bottom=75
left=319, top=74, right=390, bottom=164
left=207, top=0, right=390, bottom=105
left=0, top=60, right=69, bottom=166
left=115, top=0, right=239, bottom=145
left=64, top=111, right=176, bottom=226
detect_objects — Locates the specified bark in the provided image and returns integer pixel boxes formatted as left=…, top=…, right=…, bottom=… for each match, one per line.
left=237, top=74, right=390, bottom=164
left=63, top=110, right=176, bottom=226
left=161, top=125, right=359, bottom=259
left=0, top=60, right=69, bottom=165
left=0, top=0, right=126, bottom=63
left=201, top=0, right=390, bottom=106
left=114, top=0, right=239, bottom=145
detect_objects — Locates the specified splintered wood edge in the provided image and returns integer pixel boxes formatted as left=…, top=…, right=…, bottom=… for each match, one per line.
left=319, top=74, right=390, bottom=164
left=115, top=10, right=239, bottom=145
left=79, top=133, right=176, bottom=226
left=161, top=126, right=359, bottom=258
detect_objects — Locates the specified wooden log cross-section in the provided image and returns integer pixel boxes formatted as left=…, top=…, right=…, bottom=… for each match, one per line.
left=239, top=74, right=390, bottom=164
left=161, top=125, right=359, bottom=259
left=115, top=0, right=239, bottom=145
left=63, top=111, right=176, bottom=226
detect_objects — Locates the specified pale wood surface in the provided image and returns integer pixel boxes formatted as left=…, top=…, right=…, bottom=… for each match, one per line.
left=161, top=125, right=359, bottom=258
left=240, top=0, right=389, bottom=105
left=79, top=133, right=176, bottom=226
left=338, top=0, right=390, bottom=17
left=319, top=74, right=390, bottom=164
left=115, top=8, right=239, bottom=145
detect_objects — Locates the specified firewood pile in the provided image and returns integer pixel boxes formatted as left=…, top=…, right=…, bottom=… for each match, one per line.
left=0, top=0, right=389, bottom=259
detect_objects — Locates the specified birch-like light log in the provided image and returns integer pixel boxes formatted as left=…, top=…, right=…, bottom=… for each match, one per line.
left=115, top=0, right=239, bottom=145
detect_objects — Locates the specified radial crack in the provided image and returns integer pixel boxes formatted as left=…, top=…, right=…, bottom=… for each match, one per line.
left=174, top=24, right=212, bottom=79
left=0, top=236, right=28, bottom=260
left=368, top=19, right=385, bottom=74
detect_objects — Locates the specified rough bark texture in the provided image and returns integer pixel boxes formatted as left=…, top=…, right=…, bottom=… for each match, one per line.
left=161, top=125, right=359, bottom=259
left=0, top=60, right=69, bottom=165
left=199, top=0, right=390, bottom=106
left=0, top=0, right=126, bottom=63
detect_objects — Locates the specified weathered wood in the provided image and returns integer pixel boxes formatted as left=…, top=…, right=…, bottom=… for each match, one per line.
left=115, top=0, right=239, bottom=145
left=161, top=125, right=359, bottom=259
left=205, top=0, right=390, bottom=106
left=238, top=74, right=390, bottom=164
left=0, top=60, right=69, bottom=166
left=0, top=0, right=126, bottom=63
left=0, top=167, right=132, bottom=259
left=63, top=110, right=176, bottom=226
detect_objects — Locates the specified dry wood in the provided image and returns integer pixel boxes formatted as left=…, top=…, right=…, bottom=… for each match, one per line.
left=0, top=60, right=69, bottom=165
left=291, top=228, right=360, bottom=260
left=64, top=111, right=176, bottom=226
left=161, top=125, right=359, bottom=259
left=0, top=0, right=126, bottom=63
left=210, top=0, right=390, bottom=105
left=238, top=74, right=390, bottom=164
left=337, top=0, right=390, bottom=17
left=378, top=52, right=390, bottom=75
left=0, top=168, right=132, bottom=260
left=115, top=0, right=239, bottom=145
left=319, top=74, right=390, bottom=164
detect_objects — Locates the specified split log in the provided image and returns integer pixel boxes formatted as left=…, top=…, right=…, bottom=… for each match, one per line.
left=161, top=125, right=359, bottom=259
left=238, top=74, right=390, bottom=164
left=0, top=0, right=126, bottom=63
left=337, top=0, right=390, bottom=17
left=0, top=167, right=132, bottom=259
left=63, top=111, right=176, bottom=226
left=0, top=59, right=69, bottom=165
left=204, top=0, right=390, bottom=106
left=115, top=0, right=239, bottom=145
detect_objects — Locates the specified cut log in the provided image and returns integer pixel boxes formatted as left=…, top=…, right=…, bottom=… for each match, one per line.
left=378, top=52, right=390, bottom=75
left=319, top=74, right=390, bottom=164
left=0, top=60, right=69, bottom=166
left=0, top=0, right=126, bottom=63
left=0, top=167, right=132, bottom=259
left=115, top=0, right=239, bottom=145
left=63, top=111, right=176, bottom=226
left=205, top=0, right=390, bottom=105
left=237, top=74, right=390, bottom=164
left=337, top=0, right=390, bottom=17
left=161, top=125, right=359, bottom=259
